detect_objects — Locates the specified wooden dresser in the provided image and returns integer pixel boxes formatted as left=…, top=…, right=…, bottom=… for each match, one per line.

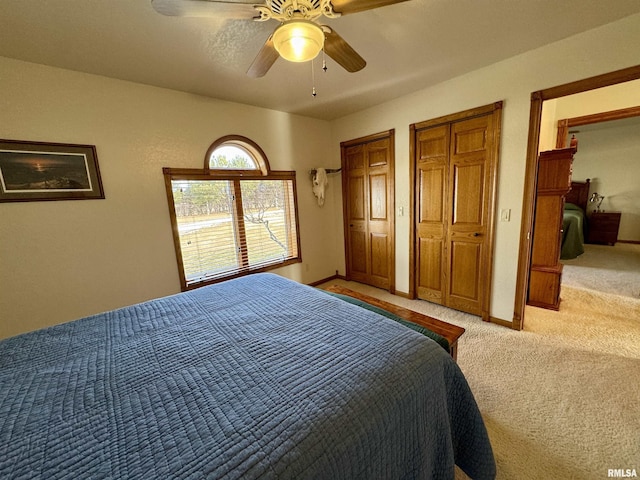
left=528, top=148, right=574, bottom=310
left=587, top=211, right=622, bottom=245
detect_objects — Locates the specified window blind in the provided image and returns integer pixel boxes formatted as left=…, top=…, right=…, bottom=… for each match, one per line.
left=170, top=178, right=299, bottom=288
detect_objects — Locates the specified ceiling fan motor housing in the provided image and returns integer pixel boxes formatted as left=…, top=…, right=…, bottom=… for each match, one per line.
left=255, top=0, right=340, bottom=22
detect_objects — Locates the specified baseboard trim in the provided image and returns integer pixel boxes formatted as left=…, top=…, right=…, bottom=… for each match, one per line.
left=490, top=316, right=516, bottom=329
left=308, top=273, right=346, bottom=287
left=618, top=240, right=640, bottom=245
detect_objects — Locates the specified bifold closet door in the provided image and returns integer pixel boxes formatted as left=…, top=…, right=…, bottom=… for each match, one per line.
left=342, top=133, right=395, bottom=291
left=415, top=114, right=495, bottom=317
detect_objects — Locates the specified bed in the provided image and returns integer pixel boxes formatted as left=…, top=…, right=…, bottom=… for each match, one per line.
left=561, top=179, right=590, bottom=260
left=0, top=273, right=495, bottom=479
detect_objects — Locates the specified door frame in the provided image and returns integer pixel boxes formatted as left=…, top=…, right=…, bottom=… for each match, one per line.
left=555, top=105, right=640, bottom=148
left=341, top=129, right=396, bottom=293
left=409, top=102, right=503, bottom=321
left=513, top=64, right=640, bottom=330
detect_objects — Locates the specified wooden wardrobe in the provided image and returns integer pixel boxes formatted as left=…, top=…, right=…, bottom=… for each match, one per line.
left=528, top=148, right=575, bottom=310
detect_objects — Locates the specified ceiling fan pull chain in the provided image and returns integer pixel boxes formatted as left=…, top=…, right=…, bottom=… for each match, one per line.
left=322, top=49, right=327, bottom=72
left=311, top=58, right=317, bottom=97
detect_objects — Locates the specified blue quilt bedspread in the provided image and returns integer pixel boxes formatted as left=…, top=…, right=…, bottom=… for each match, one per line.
left=0, top=273, right=495, bottom=479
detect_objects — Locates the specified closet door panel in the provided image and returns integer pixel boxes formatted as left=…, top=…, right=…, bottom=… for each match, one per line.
left=345, top=146, right=369, bottom=283
left=349, top=228, right=368, bottom=277
left=348, top=176, right=365, bottom=220
left=342, top=132, right=395, bottom=291
left=448, top=239, right=481, bottom=301
left=415, top=125, right=449, bottom=303
left=419, top=166, right=446, bottom=223
left=417, top=237, right=443, bottom=303
left=368, top=139, right=389, bottom=167
left=369, top=173, right=388, bottom=221
left=447, top=115, right=492, bottom=315
left=451, top=163, right=484, bottom=225
left=370, top=232, right=389, bottom=279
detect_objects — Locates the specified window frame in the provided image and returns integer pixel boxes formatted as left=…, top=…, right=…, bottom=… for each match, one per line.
left=163, top=136, right=302, bottom=291
left=205, top=135, right=270, bottom=175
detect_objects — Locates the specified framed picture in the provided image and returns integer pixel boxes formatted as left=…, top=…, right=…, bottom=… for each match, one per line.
left=0, top=139, right=105, bottom=202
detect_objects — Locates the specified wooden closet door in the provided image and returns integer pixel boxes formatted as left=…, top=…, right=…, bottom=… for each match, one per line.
left=415, top=125, right=449, bottom=304
left=342, top=132, right=395, bottom=292
left=412, top=104, right=500, bottom=320
left=344, top=144, right=369, bottom=283
left=447, top=115, right=494, bottom=316
left=367, top=138, right=393, bottom=289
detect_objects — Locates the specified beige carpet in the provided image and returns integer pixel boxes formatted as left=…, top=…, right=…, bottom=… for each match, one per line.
left=561, top=243, right=640, bottom=299
left=318, top=278, right=640, bottom=480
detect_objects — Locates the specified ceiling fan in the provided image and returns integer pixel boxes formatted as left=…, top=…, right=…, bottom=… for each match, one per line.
left=151, top=0, right=410, bottom=77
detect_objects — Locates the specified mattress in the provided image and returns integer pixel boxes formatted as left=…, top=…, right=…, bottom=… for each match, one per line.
left=0, top=273, right=495, bottom=479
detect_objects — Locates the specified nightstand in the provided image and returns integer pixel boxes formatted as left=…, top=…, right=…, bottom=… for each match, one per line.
left=587, top=211, right=621, bottom=245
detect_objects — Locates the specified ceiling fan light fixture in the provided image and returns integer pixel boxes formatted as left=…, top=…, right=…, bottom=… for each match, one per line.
left=273, top=20, right=325, bottom=63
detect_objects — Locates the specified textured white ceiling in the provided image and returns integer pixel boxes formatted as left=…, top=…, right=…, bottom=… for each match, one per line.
left=1, top=0, right=640, bottom=120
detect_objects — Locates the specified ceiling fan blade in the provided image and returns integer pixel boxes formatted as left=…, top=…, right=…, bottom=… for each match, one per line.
left=323, top=27, right=366, bottom=73
left=247, top=35, right=279, bottom=78
left=329, top=0, right=410, bottom=15
left=151, top=0, right=258, bottom=19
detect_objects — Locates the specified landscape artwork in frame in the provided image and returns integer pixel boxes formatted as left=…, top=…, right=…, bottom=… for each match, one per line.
left=0, top=140, right=104, bottom=202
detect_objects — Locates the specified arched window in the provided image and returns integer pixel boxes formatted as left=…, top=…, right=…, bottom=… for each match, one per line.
left=209, top=145, right=258, bottom=169
left=205, top=136, right=270, bottom=173
left=163, top=136, right=301, bottom=290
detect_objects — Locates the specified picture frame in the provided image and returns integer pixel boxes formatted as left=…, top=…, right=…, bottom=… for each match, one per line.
left=0, top=139, right=105, bottom=202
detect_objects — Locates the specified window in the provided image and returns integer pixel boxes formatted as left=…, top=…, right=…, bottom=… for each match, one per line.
left=163, top=136, right=301, bottom=290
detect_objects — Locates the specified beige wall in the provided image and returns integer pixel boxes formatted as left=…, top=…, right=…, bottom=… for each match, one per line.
left=0, top=56, right=340, bottom=339
left=331, top=13, right=640, bottom=322
left=571, top=120, right=640, bottom=241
